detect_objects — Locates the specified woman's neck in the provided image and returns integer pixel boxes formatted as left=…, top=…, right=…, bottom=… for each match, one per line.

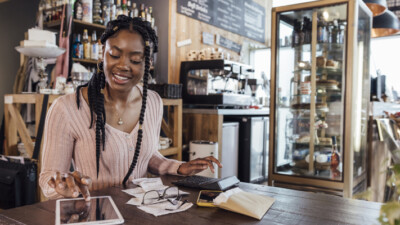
left=104, top=85, right=140, bottom=106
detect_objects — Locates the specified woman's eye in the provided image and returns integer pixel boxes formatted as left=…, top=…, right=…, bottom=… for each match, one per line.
left=109, top=54, right=119, bottom=59
left=131, top=60, right=142, bottom=64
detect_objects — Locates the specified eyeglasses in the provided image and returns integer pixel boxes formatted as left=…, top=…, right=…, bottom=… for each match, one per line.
left=141, top=186, right=182, bottom=206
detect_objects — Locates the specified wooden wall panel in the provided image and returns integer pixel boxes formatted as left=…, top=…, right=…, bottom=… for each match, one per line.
left=168, top=0, right=272, bottom=84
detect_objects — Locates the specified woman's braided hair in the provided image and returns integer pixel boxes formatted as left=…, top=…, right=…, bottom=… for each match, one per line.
left=75, top=15, right=158, bottom=184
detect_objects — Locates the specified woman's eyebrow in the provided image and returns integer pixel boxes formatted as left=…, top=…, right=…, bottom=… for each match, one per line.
left=111, top=45, right=143, bottom=55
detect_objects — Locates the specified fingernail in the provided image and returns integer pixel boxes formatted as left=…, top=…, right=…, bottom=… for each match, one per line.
left=58, top=183, right=64, bottom=189
left=73, top=192, right=79, bottom=197
left=203, top=165, right=207, bottom=169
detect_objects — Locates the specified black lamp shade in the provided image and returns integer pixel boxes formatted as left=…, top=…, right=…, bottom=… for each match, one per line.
left=372, top=10, right=400, bottom=37
left=363, top=0, right=387, bottom=16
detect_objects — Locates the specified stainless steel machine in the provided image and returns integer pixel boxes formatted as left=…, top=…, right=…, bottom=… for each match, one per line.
left=180, top=59, right=253, bottom=106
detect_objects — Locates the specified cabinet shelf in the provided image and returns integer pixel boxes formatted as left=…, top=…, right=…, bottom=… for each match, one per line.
left=292, top=43, right=344, bottom=52
left=73, top=19, right=106, bottom=30
left=44, top=20, right=62, bottom=29
left=187, top=74, right=208, bottom=81
left=72, top=58, right=98, bottom=64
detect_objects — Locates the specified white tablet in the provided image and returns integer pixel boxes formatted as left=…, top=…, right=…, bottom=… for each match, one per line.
left=55, top=196, right=124, bottom=225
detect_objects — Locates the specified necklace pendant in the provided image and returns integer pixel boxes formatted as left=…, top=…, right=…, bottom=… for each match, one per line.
left=118, top=118, right=123, bottom=125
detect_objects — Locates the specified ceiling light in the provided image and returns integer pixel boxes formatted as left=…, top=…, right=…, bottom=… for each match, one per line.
left=363, top=0, right=387, bottom=17
left=372, top=10, right=400, bottom=38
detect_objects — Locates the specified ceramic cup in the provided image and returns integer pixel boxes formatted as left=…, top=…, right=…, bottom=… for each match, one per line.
left=186, top=50, right=198, bottom=61
left=159, top=137, right=172, bottom=149
left=215, top=52, right=224, bottom=59
left=224, top=52, right=231, bottom=60
left=197, top=52, right=206, bottom=60
left=202, top=48, right=213, bottom=59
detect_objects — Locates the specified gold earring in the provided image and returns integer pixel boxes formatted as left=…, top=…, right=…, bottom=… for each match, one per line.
left=97, top=62, right=103, bottom=73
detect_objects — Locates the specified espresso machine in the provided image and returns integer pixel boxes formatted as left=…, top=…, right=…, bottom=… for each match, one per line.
left=180, top=59, right=253, bottom=106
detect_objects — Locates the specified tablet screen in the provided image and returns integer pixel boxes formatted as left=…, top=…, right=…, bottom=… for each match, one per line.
left=56, top=196, right=124, bottom=225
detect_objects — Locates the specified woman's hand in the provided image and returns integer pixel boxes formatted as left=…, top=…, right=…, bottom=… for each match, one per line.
left=48, top=171, right=92, bottom=201
left=177, top=156, right=223, bottom=176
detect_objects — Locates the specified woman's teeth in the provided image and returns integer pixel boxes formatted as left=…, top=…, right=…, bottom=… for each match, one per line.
left=114, top=74, right=128, bottom=80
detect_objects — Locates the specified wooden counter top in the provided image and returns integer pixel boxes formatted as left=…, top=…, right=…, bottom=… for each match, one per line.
left=0, top=175, right=381, bottom=225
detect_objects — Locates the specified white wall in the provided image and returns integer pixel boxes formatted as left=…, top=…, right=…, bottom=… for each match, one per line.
left=370, top=35, right=400, bottom=98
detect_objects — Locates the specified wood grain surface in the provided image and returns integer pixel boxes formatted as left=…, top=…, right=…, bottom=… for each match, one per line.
left=0, top=175, right=381, bottom=225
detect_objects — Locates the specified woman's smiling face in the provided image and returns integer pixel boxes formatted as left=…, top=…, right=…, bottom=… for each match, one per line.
left=102, top=29, right=145, bottom=92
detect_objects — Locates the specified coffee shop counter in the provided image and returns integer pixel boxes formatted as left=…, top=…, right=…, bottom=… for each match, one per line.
left=182, top=107, right=269, bottom=116
left=182, top=107, right=269, bottom=179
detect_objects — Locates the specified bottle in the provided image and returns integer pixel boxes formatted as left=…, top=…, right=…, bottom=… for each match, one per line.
left=331, top=20, right=339, bottom=43
left=131, top=2, right=139, bottom=18
left=91, top=31, right=98, bottom=60
left=82, top=0, right=93, bottom=23
left=317, top=18, right=325, bottom=43
left=98, top=39, right=103, bottom=60
left=292, top=20, right=299, bottom=47
left=127, top=0, right=132, bottom=17
left=146, top=6, right=152, bottom=23
left=122, top=0, right=128, bottom=16
left=330, top=136, right=340, bottom=170
left=102, top=0, right=111, bottom=25
left=139, top=3, right=145, bottom=20
left=149, top=6, right=155, bottom=27
left=298, top=18, right=305, bottom=45
left=72, top=33, right=83, bottom=59
left=110, top=0, right=116, bottom=20
left=82, top=29, right=91, bottom=60
left=116, top=0, right=123, bottom=17
left=304, top=17, right=311, bottom=44
left=93, top=0, right=103, bottom=25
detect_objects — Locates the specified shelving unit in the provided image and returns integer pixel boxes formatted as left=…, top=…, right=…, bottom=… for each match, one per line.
left=269, top=0, right=372, bottom=198
left=3, top=94, right=182, bottom=160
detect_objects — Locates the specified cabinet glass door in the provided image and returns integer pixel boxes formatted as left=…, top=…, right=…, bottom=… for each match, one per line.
left=352, top=4, right=371, bottom=180
left=274, top=3, right=347, bottom=181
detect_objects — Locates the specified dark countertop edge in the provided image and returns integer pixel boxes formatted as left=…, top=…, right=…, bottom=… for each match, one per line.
left=182, top=107, right=270, bottom=115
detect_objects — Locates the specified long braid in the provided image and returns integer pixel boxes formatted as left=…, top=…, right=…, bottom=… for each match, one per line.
left=122, top=26, right=152, bottom=185
left=75, top=15, right=158, bottom=180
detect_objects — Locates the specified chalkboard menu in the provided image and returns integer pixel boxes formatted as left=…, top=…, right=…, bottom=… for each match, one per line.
left=177, top=0, right=265, bottom=43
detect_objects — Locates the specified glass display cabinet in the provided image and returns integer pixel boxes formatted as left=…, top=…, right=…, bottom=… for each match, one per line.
left=268, top=0, right=372, bottom=198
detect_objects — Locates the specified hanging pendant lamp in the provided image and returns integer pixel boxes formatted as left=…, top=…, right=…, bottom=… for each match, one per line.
left=363, top=0, right=387, bottom=16
left=372, top=10, right=400, bottom=38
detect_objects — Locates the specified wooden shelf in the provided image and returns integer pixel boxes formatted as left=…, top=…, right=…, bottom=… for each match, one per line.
left=43, top=20, right=62, bottom=29
left=72, top=57, right=98, bottom=64
left=73, top=19, right=106, bottom=29
left=4, top=94, right=182, bottom=160
left=158, top=147, right=179, bottom=156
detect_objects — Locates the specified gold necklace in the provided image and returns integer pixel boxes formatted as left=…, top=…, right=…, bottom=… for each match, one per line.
left=114, top=105, right=127, bottom=125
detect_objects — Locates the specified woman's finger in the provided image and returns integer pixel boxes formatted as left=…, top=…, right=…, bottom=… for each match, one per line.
left=55, top=172, right=66, bottom=190
left=48, top=177, right=56, bottom=189
left=189, top=159, right=211, bottom=165
left=189, top=164, right=209, bottom=171
left=81, top=175, right=92, bottom=186
left=205, top=156, right=223, bottom=168
left=189, top=158, right=216, bottom=173
left=65, top=175, right=79, bottom=198
left=72, top=171, right=91, bottom=201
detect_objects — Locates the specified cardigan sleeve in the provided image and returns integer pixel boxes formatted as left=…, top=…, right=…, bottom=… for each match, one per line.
left=147, top=92, right=183, bottom=175
left=39, top=97, right=75, bottom=199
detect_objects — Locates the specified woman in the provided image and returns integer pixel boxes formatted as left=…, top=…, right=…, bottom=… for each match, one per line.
left=39, top=16, right=221, bottom=200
